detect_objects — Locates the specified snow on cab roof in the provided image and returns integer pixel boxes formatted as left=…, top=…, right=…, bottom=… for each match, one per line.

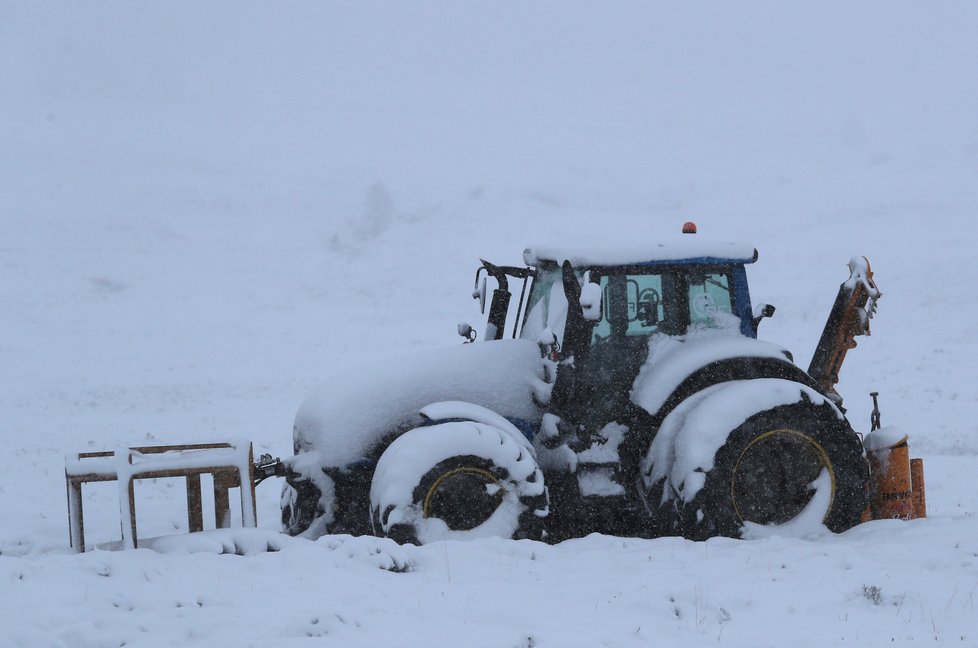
left=523, top=238, right=758, bottom=268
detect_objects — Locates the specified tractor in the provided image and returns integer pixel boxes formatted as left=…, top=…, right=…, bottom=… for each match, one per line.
left=279, top=225, right=923, bottom=545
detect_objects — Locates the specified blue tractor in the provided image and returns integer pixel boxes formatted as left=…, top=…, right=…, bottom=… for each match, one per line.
left=280, top=228, right=883, bottom=543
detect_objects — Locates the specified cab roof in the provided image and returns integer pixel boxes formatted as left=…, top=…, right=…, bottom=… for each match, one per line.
left=523, top=239, right=759, bottom=268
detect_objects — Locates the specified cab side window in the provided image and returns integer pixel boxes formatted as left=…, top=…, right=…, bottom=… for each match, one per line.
left=591, top=273, right=665, bottom=344
left=688, top=272, right=734, bottom=326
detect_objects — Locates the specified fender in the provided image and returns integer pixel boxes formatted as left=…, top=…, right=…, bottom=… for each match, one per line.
left=419, top=401, right=535, bottom=453
left=620, top=330, right=823, bottom=488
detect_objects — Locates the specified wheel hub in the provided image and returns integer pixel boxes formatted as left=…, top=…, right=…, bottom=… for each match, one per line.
left=422, top=467, right=504, bottom=531
left=731, top=429, right=835, bottom=526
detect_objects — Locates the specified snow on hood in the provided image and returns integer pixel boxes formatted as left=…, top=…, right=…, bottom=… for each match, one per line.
left=630, top=327, right=794, bottom=417
left=293, top=338, right=547, bottom=467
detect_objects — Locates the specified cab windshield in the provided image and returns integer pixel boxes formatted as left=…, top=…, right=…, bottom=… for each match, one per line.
left=590, top=268, right=736, bottom=344
left=519, top=263, right=574, bottom=345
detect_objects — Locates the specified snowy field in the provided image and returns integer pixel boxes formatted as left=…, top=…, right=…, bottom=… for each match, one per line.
left=3, top=2, right=978, bottom=646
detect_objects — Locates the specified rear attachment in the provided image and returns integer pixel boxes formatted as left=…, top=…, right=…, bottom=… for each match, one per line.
left=809, top=256, right=881, bottom=407
left=862, top=393, right=927, bottom=521
left=808, top=259, right=926, bottom=522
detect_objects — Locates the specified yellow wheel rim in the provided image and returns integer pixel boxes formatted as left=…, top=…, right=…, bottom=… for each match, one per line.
left=731, top=428, right=836, bottom=524
left=422, top=467, right=501, bottom=519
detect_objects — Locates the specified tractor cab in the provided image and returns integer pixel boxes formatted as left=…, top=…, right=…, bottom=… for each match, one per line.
left=470, top=239, right=760, bottom=348
left=520, top=255, right=758, bottom=345
left=469, top=238, right=762, bottom=442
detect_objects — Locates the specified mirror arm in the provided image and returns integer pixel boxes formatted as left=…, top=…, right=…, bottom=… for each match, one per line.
left=480, top=259, right=509, bottom=293
left=752, top=303, right=776, bottom=330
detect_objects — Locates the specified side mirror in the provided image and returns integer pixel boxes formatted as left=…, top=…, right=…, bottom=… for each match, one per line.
left=457, top=322, right=477, bottom=343
left=752, top=303, right=776, bottom=329
left=472, top=277, right=488, bottom=314
left=579, top=272, right=602, bottom=321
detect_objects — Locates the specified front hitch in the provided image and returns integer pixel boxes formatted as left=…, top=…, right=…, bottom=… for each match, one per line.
left=253, top=453, right=287, bottom=486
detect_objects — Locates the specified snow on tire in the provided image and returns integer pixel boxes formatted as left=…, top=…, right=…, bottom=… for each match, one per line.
left=643, top=379, right=869, bottom=540
left=369, top=421, right=548, bottom=545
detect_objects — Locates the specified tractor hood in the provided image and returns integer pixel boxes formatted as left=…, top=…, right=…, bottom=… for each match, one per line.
left=630, top=328, right=796, bottom=418
left=293, top=338, right=548, bottom=468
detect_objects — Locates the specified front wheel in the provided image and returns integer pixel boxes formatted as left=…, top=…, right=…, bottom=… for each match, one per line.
left=280, top=479, right=325, bottom=537
left=370, top=421, right=548, bottom=545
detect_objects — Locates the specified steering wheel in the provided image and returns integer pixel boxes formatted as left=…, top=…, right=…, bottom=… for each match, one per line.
left=637, top=288, right=661, bottom=327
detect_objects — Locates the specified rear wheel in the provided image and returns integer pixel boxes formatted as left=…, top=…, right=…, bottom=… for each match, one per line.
left=730, top=427, right=833, bottom=526
left=673, top=400, right=868, bottom=539
left=370, top=421, right=548, bottom=544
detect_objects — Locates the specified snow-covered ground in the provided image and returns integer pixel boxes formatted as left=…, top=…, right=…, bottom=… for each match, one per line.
left=3, top=2, right=978, bottom=646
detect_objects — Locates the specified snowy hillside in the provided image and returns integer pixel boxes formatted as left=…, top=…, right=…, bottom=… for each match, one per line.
left=2, top=2, right=978, bottom=646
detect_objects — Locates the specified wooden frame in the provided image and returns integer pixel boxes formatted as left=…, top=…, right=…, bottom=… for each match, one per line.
left=65, top=442, right=257, bottom=552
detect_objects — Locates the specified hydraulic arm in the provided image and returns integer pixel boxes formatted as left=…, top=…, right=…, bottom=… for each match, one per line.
left=808, top=256, right=881, bottom=406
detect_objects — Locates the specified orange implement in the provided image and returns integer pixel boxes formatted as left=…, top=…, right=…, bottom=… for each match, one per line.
left=866, top=435, right=926, bottom=521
